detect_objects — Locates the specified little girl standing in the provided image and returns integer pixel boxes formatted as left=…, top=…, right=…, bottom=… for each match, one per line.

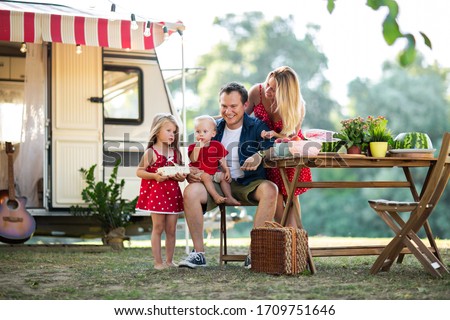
left=136, top=113, right=186, bottom=270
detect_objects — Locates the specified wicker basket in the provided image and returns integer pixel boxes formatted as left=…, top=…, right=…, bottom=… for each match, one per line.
left=250, top=221, right=309, bottom=275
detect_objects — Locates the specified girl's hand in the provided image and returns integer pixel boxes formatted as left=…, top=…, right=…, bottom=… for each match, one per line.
left=171, top=172, right=187, bottom=182
left=155, top=172, right=169, bottom=182
left=196, top=140, right=206, bottom=148
left=224, top=169, right=232, bottom=183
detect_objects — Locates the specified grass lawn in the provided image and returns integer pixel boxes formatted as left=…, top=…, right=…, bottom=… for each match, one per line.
left=0, top=237, right=449, bottom=300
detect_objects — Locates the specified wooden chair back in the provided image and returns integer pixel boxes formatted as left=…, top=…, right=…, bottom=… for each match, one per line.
left=410, top=132, right=450, bottom=233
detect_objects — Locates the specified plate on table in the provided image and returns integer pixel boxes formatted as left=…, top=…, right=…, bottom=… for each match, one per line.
left=388, top=149, right=436, bottom=158
left=389, top=149, right=436, bottom=154
left=340, top=153, right=366, bottom=158
left=318, top=152, right=341, bottom=156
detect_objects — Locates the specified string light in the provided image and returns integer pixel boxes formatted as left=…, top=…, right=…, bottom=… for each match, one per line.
left=144, top=21, right=151, bottom=37
left=162, top=25, right=169, bottom=40
left=107, top=2, right=179, bottom=38
left=20, top=42, right=27, bottom=53
left=130, top=14, right=139, bottom=31
left=76, top=44, right=82, bottom=54
left=108, top=3, right=116, bottom=21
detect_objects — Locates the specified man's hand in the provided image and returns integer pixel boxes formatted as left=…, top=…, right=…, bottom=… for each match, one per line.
left=241, top=153, right=262, bottom=171
left=186, top=167, right=203, bottom=183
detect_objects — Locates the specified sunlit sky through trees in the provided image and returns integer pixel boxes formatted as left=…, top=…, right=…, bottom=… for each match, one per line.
left=51, top=0, right=450, bottom=104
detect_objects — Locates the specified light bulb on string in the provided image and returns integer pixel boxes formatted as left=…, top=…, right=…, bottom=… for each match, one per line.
left=130, top=14, right=139, bottom=31
left=109, top=3, right=116, bottom=21
left=162, top=25, right=169, bottom=40
left=144, top=21, right=151, bottom=37
left=20, top=42, right=27, bottom=53
left=76, top=44, right=82, bottom=54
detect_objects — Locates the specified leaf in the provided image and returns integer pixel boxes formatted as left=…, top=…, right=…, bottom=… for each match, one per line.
left=420, top=31, right=432, bottom=49
left=385, top=0, right=399, bottom=19
left=366, top=0, right=383, bottom=10
left=399, top=34, right=416, bottom=66
left=327, top=0, right=335, bottom=14
left=382, top=15, right=402, bottom=45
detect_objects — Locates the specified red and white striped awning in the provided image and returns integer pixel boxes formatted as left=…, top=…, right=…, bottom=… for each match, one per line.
left=0, top=1, right=184, bottom=50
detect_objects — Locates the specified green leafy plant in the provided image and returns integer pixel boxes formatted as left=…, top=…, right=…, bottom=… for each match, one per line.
left=71, top=160, right=137, bottom=235
left=327, top=0, right=432, bottom=66
left=366, top=115, right=394, bottom=144
left=333, top=117, right=370, bottom=150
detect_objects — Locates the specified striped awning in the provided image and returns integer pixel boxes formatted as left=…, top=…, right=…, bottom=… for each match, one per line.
left=0, top=1, right=184, bottom=50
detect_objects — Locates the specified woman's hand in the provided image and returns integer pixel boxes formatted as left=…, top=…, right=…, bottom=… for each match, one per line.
left=261, top=130, right=282, bottom=140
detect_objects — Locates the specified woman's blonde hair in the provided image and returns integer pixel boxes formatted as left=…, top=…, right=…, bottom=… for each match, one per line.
left=147, top=113, right=182, bottom=163
left=266, top=66, right=305, bottom=136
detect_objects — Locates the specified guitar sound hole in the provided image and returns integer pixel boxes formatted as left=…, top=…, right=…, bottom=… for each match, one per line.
left=6, top=199, right=19, bottom=210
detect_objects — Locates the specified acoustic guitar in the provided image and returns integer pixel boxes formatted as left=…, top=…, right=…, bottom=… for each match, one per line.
left=0, top=142, right=36, bottom=244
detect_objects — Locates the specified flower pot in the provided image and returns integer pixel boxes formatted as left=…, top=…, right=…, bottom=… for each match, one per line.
left=370, top=142, right=388, bottom=157
left=346, top=145, right=361, bottom=154
left=102, top=227, right=128, bottom=250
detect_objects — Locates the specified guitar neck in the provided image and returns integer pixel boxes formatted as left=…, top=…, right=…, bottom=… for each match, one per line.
left=6, top=142, right=16, bottom=201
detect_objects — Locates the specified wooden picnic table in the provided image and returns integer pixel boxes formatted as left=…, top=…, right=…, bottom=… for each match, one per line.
left=264, top=153, right=439, bottom=273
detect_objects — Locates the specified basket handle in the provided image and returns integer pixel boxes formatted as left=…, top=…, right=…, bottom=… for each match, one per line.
left=264, top=221, right=284, bottom=228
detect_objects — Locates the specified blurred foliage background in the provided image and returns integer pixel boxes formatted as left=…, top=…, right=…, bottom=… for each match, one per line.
left=165, top=12, right=450, bottom=238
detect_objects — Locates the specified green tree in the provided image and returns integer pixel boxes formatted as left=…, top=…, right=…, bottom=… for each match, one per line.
left=348, top=57, right=450, bottom=144
left=186, top=12, right=340, bottom=132
left=327, top=0, right=432, bottom=66
left=302, top=57, right=450, bottom=238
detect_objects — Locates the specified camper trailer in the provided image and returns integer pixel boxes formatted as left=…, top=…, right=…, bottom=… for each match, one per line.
left=0, top=1, right=185, bottom=240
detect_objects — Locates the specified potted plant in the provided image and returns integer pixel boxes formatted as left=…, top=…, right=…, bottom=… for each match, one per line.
left=71, top=160, right=138, bottom=249
left=367, top=116, right=393, bottom=157
left=333, top=117, right=370, bottom=154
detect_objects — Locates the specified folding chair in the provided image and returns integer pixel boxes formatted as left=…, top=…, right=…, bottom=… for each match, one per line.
left=368, top=132, right=450, bottom=277
left=219, top=203, right=251, bottom=265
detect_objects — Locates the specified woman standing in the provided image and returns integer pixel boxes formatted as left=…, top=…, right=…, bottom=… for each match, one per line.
left=246, top=66, right=312, bottom=227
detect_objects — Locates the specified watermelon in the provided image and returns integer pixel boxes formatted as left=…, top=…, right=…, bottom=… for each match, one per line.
left=321, top=140, right=345, bottom=152
left=304, top=129, right=336, bottom=142
left=393, top=132, right=432, bottom=149
left=304, top=129, right=344, bottom=152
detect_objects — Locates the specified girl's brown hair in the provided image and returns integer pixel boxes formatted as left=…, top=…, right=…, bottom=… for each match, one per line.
left=147, top=113, right=182, bottom=164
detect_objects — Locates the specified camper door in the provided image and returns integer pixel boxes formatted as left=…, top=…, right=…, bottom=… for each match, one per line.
left=51, top=43, right=103, bottom=208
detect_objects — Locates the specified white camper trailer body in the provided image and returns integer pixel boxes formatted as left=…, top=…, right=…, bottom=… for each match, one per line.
left=0, top=1, right=184, bottom=237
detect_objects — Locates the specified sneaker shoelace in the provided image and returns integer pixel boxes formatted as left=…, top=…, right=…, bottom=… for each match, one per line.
left=188, top=252, right=202, bottom=262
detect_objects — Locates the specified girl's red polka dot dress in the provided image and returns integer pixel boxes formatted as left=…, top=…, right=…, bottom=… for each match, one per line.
left=136, top=148, right=184, bottom=214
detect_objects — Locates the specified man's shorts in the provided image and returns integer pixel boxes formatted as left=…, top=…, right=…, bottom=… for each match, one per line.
left=204, top=179, right=266, bottom=212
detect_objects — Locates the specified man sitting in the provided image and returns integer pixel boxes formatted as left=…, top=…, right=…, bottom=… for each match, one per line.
left=179, top=82, right=278, bottom=268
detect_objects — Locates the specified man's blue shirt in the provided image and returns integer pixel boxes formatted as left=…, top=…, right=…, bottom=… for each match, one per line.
left=214, top=113, right=273, bottom=185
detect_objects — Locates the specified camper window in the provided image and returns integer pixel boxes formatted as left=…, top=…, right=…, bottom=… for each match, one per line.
left=104, top=66, right=143, bottom=125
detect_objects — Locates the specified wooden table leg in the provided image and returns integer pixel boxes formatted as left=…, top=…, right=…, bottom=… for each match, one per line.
left=280, top=167, right=316, bottom=274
